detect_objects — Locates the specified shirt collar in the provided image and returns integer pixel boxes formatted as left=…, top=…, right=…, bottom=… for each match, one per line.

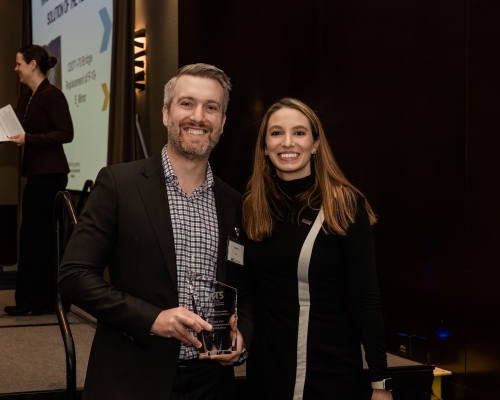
left=161, top=146, right=215, bottom=191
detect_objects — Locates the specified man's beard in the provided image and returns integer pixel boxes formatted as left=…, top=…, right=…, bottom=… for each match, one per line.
left=167, top=115, right=222, bottom=161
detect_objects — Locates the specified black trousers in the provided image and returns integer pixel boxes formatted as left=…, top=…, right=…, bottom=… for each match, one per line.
left=169, top=360, right=235, bottom=400
left=15, top=173, right=68, bottom=311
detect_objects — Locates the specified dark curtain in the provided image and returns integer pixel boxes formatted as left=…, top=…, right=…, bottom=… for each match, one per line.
left=21, top=0, right=32, bottom=96
left=108, top=0, right=137, bottom=165
left=22, top=0, right=31, bottom=46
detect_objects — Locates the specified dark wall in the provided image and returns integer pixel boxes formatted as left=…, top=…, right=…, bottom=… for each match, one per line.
left=177, top=0, right=500, bottom=399
left=463, top=1, right=500, bottom=399
left=0, top=0, right=23, bottom=268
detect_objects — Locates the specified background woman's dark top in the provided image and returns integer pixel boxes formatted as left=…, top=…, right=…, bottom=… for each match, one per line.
left=246, top=175, right=389, bottom=399
left=15, top=78, right=73, bottom=177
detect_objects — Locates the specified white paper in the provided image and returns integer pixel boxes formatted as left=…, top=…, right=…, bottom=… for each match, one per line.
left=0, top=104, right=24, bottom=142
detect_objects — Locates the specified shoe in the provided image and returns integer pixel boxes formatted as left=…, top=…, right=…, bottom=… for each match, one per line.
left=4, top=305, right=31, bottom=316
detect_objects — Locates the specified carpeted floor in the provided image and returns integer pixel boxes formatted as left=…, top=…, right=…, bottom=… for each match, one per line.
left=0, top=289, right=95, bottom=395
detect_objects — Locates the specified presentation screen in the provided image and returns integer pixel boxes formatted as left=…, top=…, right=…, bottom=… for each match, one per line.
left=31, top=0, right=113, bottom=190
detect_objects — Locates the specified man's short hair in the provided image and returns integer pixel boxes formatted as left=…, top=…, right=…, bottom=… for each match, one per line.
left=163, top=63, right=232, bottom=114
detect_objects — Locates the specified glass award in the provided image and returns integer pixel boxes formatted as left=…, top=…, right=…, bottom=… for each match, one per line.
left=188, top=272, right=238, bottom=355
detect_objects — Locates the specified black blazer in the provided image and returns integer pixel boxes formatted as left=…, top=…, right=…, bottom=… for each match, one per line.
left=59, top=153, right=253, bottom=400
left=15, top=78, right=73, bottom=177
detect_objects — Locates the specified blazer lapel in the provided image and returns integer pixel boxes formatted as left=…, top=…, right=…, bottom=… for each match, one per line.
left=137, top=154, right=178, bottom=289
left=23, top=79, right=49, bottom=127
left=214, top=177, right=236, bottom=284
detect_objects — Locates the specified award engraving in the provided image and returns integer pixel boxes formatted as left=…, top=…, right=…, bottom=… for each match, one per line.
left=188, top=272, right=238, bottom=355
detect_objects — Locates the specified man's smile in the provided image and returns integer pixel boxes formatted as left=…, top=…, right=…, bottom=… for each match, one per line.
left=185, top=127, right=207, bottom=135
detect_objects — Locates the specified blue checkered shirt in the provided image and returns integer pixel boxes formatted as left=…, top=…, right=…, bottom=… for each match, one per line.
left=161, top=147, right=219, bottom=360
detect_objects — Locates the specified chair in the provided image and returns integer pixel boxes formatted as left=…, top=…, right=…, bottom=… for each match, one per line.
left=53, top=191, right=79, bottom=400
left=67, top=179, right=94, bottom=219
left=75, top=179, right=93, bottom=218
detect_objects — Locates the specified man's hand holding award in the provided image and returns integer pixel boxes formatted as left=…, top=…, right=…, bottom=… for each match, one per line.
left=188, top=271, right=244, bottom=365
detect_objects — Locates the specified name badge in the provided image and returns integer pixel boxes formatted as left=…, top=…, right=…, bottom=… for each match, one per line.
left=226, top=236, right=244, bottom=266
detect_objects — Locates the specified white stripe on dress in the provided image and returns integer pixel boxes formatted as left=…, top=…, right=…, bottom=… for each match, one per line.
left=293, top=209, right=325, bottom=400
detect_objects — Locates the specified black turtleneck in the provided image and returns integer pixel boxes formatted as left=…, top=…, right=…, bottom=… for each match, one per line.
left=272, top=174, right=320, bottom=223
left=274, top=174, right=315, bottom=198
left=246, top=174, right=389, bottom=393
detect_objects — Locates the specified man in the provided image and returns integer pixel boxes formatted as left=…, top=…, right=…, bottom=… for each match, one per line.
left=59, top=64, right=253, bottom=400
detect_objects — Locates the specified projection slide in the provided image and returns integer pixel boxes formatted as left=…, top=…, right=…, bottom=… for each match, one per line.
left=31, top=0, right=113, bottom=190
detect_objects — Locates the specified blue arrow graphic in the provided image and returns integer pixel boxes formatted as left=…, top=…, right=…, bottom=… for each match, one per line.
left=99, top=7, right=112, bottom=53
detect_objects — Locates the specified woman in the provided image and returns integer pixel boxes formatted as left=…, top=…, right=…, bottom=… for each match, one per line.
left=243, top=98, right=392, bottom=399
left=5, top=45, right=73, bottom=316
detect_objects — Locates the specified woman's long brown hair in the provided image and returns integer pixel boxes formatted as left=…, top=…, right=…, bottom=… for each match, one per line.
left=243, top=98, right=377, bottom=241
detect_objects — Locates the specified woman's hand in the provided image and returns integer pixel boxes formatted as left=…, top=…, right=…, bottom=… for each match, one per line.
left=9, top=134, right=25, bottom=146
left=372, top=389, right=393, bottom=399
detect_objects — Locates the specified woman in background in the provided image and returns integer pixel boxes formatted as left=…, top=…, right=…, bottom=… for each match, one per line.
left=243, top=98, right=392, bottom=399
left=5, top=45, right=73, bottom=316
